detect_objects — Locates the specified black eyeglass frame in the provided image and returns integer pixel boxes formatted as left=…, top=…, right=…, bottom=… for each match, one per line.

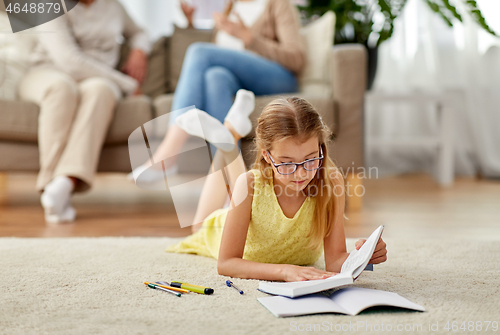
left=266, top=146, right=324, bottom=175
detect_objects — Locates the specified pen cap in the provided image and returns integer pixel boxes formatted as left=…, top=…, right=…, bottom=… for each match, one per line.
left=171, top=281, right=209, bottom=289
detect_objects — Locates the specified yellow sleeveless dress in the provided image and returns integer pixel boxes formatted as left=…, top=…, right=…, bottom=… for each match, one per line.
left=166, top=169, right=322, bottom=265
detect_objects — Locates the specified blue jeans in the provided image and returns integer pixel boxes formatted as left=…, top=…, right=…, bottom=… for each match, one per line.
left=169, top=42, right=298, bottom=125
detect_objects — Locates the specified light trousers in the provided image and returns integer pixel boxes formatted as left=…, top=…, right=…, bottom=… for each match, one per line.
left=18, top=67, right=120, bottom=192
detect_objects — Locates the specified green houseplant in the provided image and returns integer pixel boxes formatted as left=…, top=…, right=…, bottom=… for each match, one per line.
left=298, top=0, right=496, bottom=88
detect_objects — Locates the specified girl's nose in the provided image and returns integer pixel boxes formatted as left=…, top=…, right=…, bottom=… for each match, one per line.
left=296, top=165, right=308, bottom=179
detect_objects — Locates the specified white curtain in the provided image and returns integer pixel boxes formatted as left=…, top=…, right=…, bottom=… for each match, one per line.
left=118, top=0, right=176, bottom=40
left=367, top=0, right=500, bottom=179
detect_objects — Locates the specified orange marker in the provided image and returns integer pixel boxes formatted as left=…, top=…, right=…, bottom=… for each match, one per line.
left=144, top=282, right=188, bottom=294
left=144, top=282, right=180, bottom=297
left=153, top=282, right=189, bottom=294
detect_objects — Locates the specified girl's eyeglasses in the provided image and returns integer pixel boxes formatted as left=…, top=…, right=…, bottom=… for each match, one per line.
left=266, top=147, right=324, bottom=175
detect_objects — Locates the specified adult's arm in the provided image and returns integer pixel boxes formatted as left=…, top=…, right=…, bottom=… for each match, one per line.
left=36, top=15, right=138, bottom=95
left=245, top=0, right=305, bottom=75
left=120, top=3, right=151, bottom=55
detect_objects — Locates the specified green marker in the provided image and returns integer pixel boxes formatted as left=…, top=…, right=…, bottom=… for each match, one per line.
left=170, top=281, right=214, bottom=295
left=145, top=282, right=181, bottom=297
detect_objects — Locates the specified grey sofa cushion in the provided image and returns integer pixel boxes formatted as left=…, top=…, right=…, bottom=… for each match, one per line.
left=0, top=100, right=39, bottom=142
left=105, top=95, right=154, bottom=145
left=169, top=27, right=214, bottom=90
left=151, top=94, right=173, bottom=139
left=0, top=140, right=137, bottom=172
left=0, top=96, right=153, bottom=145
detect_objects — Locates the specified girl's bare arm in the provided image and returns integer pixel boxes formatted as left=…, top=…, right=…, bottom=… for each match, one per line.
left=217, top=171, right=280, bottom=279
left=324, top=170, right=350, bottom=273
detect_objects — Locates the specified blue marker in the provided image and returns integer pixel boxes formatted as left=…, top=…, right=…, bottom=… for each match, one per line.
left=226, top=280, right=244, bottom=295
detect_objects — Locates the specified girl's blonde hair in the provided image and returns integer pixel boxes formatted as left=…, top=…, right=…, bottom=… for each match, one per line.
left=253, top=97, right=345, bottom=251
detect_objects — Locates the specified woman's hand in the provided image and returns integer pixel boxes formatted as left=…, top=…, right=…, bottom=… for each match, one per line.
left=121, top=48, right=148, bottom=84
left=281, top=265, right=337, bottom=282
left=213, top=12, right=253, bottom=46
left=355, top=237, right=387, bottom=264
left=180, top=0, right=195, bottom=28
left=132, top=86, right=142, bottom=96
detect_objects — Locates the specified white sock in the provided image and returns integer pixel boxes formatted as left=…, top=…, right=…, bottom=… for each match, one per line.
left=176, top=108, right=235, bottom=152
left=224, top=89, right=255, bottom=138
left=41, top=176, right=75, bottom=223
left=45, top=205, right=76, bottom=225
left=127, top=163, right=178, bottom=183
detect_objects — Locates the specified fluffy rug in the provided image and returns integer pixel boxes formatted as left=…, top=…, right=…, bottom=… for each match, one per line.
left=0, top=237, right=499, bottom=335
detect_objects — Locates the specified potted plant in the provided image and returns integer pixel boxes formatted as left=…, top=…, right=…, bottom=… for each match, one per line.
left=298, top=0, right=496, bottom=89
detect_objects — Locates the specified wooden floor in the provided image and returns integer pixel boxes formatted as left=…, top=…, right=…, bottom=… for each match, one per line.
left=0, top=172, right=499, bottom=240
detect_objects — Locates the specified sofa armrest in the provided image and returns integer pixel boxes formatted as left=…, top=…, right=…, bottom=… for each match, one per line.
left=330, top=44, right=367, bottom=172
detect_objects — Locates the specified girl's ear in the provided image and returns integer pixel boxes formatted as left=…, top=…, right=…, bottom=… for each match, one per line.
left=262, top=150, right=270, bottom=164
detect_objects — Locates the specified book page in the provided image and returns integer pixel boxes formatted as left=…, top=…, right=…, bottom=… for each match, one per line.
left=341, top=225, right=384, bottom=277
left=259, top=273, right=352, bottom=298
left=330, top=287, right=426, bottom=315
left=258, top=294, right=350, bottom=318
left=258, top=271, right=353, bottom=298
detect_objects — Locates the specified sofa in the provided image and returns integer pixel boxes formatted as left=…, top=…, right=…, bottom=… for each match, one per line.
left=0, top=28, right=367, bottom=208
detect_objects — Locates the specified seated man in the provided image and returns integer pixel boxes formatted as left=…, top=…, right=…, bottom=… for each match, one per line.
left=18, top=0, right=150, bottom=224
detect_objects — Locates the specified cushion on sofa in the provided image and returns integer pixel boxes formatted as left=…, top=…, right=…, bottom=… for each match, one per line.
left=169, top=27, right=214, bottom=90
left=0, top=96, right=152, bottom=145
left=105, top=95, right=154, bottom=145
left=151, top=94, right=173, bottom=138
left=299, top=11, right=335, bottom=98
left=0, top=100, right=39, bottom=142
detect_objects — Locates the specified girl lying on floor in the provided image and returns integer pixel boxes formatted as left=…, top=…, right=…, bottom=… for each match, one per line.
left=167, top=91, right=387, bottom=281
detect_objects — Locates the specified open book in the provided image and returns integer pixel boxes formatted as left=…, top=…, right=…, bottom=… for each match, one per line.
left=258, top=225, right=385, bottom=298
left=258, top=287, right=425, bottom=317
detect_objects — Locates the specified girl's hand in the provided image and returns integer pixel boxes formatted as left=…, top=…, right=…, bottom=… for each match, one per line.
left=355, top=237, right=387, bottom=264
left=213, top=12, right=253, bottom=46
left=281, top=265, right=337, bottom=282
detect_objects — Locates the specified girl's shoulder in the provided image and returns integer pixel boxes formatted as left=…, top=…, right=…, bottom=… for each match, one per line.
left=232, top=170, right=257, bottom=201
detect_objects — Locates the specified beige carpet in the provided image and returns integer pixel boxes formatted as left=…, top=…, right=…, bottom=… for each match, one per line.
left=0, top=237, right=499, bottom=335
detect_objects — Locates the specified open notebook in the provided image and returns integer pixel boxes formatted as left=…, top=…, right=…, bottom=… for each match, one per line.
left=258, top=287, right=425, bottom=317
left=258, top=225, right=385, bottom=298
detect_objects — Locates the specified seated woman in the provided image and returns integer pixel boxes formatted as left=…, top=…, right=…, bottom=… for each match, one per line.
left=130, top=0, right=305, bottom=183
left=18, top=0, right=150, bottom=224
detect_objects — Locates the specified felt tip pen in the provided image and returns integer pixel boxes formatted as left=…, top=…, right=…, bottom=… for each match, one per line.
left=170, top=281, right=214, bottom=295
left=144, top=282, right=181, bottom=297
left=154, top=282, right=190, bottom=294
left=226, top=280, right=244, bottom=294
